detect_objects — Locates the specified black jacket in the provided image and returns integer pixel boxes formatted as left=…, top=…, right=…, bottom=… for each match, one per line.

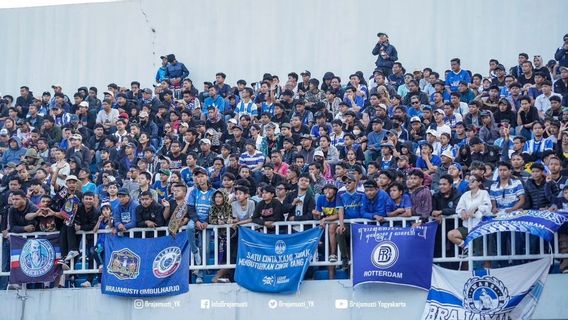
left=282, top=190, right=316, bottom=221
left=136, top=202, right=166, bottom=227
left=8, top=201, right=38, bottom=233
left=432, top=189, right=462, bottom=216
left=252, top=200, right=284, bottom=225
left=75, top=205, right=100, bottom=231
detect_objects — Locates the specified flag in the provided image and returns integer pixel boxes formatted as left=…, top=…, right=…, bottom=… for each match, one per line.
left=421, top=258, right=551, bottom=320
left=352, top=222, right=438, bottom=290
left=235, top=226, right=322, bottom=293
left=102, top=232, right=189, bottom=297
left=464, top=210, right=568, bottom=246
left=9, top=234, right=63, bottom=284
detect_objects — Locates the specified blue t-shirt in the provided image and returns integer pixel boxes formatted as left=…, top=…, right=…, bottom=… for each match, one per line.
left=445, top=70, right=472, bottom=92
left=337, top=191, right=364, bottom=219
left=316, top=195, right=339, bottom=218
left=187, top=187, right=216, bottom=222
left=385, top=194, right=412, bottom=214
left=416, top=155, right=442, bottom=170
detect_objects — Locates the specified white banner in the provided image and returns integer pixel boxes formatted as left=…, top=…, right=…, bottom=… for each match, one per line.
left=421, top=258, right=550, bottom=320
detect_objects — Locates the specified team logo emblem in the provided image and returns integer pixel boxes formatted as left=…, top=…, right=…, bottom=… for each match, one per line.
left=371, top=241, right=398, bottom=269
left=152, top=247, right=182, bottom=278
left=463, top=275, right=510, bottom=315
left=108, top=248, right=140, bottom=280
left=19, top=239, right=55, bottom=277
left=275, top=240, right=286, bottom=255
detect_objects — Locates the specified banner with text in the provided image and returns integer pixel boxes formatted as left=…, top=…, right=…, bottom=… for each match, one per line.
left=464, top=210, right=568, bottom=246
left=352, top=222, right=438, bottom=290
left=421, top=258, right=550, bottom=320
left=235, top=226, right=322, bottom=293
left=9, top=234, right=63, bottom=284
left=102, top=233, right=189, bottom=297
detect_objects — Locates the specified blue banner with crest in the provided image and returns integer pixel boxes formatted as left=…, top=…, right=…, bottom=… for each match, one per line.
left=235, top=227, right=322, bottom=293
left=352, top=222, right=438, bottom=290
left=464, top=210, right=568, bottom=246
left=102, top=233, right=189, bottom=297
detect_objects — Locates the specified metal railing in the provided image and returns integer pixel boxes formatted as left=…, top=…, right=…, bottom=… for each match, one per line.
left=1, top=215, right=567, bottom=277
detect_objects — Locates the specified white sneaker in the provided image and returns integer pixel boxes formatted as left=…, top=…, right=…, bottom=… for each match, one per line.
left=94, top=283, right=101, bottom=288
left=329, top=255, right=338, bottom=263
left=65, top=251, right=80, bottom=262
left=195, top=277, right=203, bottom=284
left=193, top=251, right=202, bottom=266
left=57, top=260, right=70, bottom=271
left=80, top=281, right=91, bottom=288
left=7, top=284, right=21, bottom=290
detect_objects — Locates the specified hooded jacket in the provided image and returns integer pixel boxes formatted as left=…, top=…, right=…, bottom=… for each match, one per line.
left=1, top=137, right=27, bottom=165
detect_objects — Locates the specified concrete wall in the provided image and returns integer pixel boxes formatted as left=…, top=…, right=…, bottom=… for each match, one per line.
left=0, top=276, right=567, bottom=320
left=0, top=0, right=567, bottom=97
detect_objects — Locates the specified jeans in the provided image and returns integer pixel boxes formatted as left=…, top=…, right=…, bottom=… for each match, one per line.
left=186, top=220, right=209, bottom=279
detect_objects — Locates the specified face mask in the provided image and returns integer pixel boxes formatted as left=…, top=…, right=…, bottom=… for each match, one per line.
left=353, top=129, right=361, bottom=135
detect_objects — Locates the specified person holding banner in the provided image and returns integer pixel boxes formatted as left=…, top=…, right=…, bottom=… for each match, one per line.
left=361, top=180, right=389, bottom=223
left=448, top=174, right=491, bottom=249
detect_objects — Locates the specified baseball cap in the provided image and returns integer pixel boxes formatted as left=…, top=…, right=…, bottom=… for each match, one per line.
left=469, top=137, right=483, bottom=146
left=66, top=175, right=78, bottom=182
left=71, top=134, right=82, bottom=141
left=441, top=148, right=454, bottom=160
left=410, top=116, right=421, bottom=123
left=117, top=188, right=130, bottom=196
left=139, top=111, right=149, bottom=118
left=228, top=118, right=238, bottom=125
left=200, top=138, right=211, bottom=145
left=301, top=70, right=311, bottom=77
left=314, top=150, right=325, bottom=158
left=79, top=101, right=89, bottom=108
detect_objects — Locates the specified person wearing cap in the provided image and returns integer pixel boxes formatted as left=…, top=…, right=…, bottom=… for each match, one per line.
left=185, top=166, right=215, bottom=270
left=360, top=180, right=389, bottom=223
left=112, top=187, right=139, bottom=233
left=372, top=32, right=398, bottom=77
left=468, top=136, right=500, bottom=165
left=335, top=172, right=364, bottom=266
left=297, top=70, right=312, bottom=95
left=156, top=55, right=169, bottom=83
left=65, top=132, right=91, bottom=169
left=432, top=107, right=452, bottom=137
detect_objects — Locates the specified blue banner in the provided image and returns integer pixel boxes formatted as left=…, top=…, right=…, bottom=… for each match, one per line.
left=9, top=234, right=63, bottom=284
left=235, top=227, right=322, bottom=293
left=352, top=222, right=438, bottom=290
left=102, top=232, right=189, bottom=297
left=464, top=210, right=568, bottom=246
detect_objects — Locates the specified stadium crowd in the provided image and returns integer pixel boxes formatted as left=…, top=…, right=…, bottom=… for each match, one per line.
left=2, top=33, right=568, bottom=287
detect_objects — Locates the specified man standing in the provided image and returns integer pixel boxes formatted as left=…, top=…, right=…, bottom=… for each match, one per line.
left=185, top=167, right=215, bottom=279
left=372, top=32, right=398, bottom=77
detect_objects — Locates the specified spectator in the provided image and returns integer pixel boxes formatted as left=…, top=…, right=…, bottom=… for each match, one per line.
left=406, top=169, right=432, bottom=221
left=448, top=174, right=491, bottom=257
left=372, top=32, right=398, bottom=77
left=112, top=188, right=139, bottom=233
left=135, top=190, right=165, bottom=228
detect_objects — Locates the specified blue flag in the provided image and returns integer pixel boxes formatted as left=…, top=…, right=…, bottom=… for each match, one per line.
left=102, top=232, right=189, bottom=297
left=464, top=210, right=568, bottom=246
left=9, top=234, right=63, bottom=284
left=235, top=227, right=322, bottom=293
left=352, top=222, right=438, bottom=290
